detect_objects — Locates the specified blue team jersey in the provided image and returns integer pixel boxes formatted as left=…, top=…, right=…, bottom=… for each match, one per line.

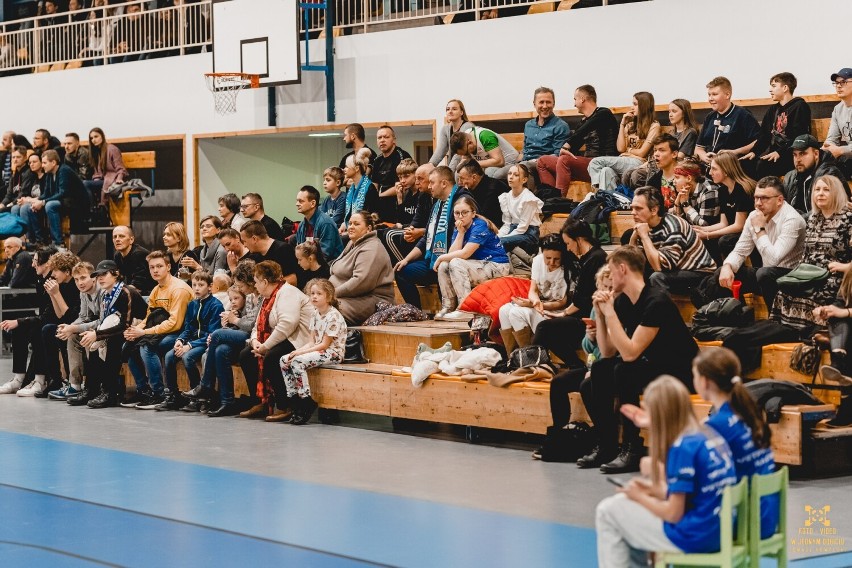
left=706, top=402, right=780, bottom=539
left=451, top=217, right=510, bottom=263
left=664, top=429, right=737, bottom=553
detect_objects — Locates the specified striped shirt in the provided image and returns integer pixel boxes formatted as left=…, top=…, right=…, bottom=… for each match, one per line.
left=647, top=214, right=716, bottom=272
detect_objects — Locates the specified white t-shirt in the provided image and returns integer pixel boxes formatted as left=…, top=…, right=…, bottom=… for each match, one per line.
left=531, top=254, right=567, bottom=302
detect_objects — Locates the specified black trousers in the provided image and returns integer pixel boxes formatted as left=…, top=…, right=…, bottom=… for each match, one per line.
left=648, top=268, right=709, bottom=295
left=585, top=357, right=689, bottom=451
left=11, top=318, right=45, bottom=380
left=722, top=319, right=802, bottom=373
left=239, top=340, right=295, bottom=408
left=828, top=317, right=852, bottom=374
left=41, top=323, right=69, bottom=383
left=549, top=366, right=591, bottom=429
left=85, top=336, right=124, bottom=396
left=532, top=316, right=586, bottom=368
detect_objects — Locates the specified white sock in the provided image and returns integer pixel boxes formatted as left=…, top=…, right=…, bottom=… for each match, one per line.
left=33, top=374, right=45, bottom=386
left=12, top=373, right=25, bottom=381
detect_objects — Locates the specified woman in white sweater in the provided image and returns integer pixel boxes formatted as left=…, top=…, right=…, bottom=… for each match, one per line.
left=497, top=164, right=543, bottom=255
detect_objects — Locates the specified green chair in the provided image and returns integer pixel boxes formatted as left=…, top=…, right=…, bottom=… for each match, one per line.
left=654, top=477, right=749, bottom=568
left=749, top=466, right=788, bottom=568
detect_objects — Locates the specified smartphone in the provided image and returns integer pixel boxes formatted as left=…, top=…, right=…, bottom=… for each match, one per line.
left=606, top=477, right=626, bottom=488
left=581, top=317, right=596, bottom=328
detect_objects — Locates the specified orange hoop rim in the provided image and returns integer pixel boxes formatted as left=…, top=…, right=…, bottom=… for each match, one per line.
left=204, top=72, right=260, bottom=89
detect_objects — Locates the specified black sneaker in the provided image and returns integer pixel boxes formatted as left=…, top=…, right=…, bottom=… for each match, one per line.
left=599, top=444, right=644, bottom=474
left=87, top=391, right=116, bottom=409
left=135, top=393, right=166, bottom=410
left=180, top=399, right=203, bottom=412
left=120, top=391, right=149, bottom=408
left=154, top=393, right=185, bottom=412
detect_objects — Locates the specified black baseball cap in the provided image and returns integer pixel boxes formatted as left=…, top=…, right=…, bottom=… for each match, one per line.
left=831, top=68, right=852, bottom=82
left=92, top=259, right=119, bottom=276
left=790, top=134, right=820, bottom=151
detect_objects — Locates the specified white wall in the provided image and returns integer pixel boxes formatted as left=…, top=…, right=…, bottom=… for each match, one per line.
left=0, top=0, right=846, bottom=238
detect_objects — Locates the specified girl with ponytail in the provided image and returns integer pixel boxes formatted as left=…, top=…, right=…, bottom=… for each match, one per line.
left=693, top=347, right=779, bottom=540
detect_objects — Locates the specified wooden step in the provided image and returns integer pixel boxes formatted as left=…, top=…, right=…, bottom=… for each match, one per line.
left=609, top=211, right=633, bottom=240
left=355, top=322, right=471, bottom=366
left=540, top=213, right=567, bottom=238
left=566, top=181, right=593, bottom=202
left=392, top=282, right=441, bottom=313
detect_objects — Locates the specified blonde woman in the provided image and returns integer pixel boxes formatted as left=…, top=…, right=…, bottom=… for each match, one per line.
left=162, top=222, right=199, bottom=279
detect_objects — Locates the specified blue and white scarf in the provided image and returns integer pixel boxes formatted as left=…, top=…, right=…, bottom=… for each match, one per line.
left=100, top=282, right=124, bottom=321
left=344, top=175, right=372, bottom=226
left=424, top=184, right=459, bottom=269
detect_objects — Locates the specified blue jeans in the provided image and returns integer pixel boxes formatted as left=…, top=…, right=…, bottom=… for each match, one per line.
left=127, top=334, right=178, bottom=396
left=499, top=224, right=540, bottom=255
left=395, top=258, right=438, bottom=307
left=165, top=343, right=207, bottom=392
left=200, top=328, right=249, bottom=404
left=21, top=200, right=63, bottom=245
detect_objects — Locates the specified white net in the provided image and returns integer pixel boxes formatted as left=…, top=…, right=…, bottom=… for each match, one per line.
left=204, top=73, right=254, bottom=115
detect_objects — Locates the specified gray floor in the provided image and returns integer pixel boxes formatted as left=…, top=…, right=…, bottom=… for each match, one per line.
left=0, top=356, right=850, bottom=560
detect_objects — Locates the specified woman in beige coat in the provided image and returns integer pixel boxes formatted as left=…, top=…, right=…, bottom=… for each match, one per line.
left=329, top=210, right=395, bottom=325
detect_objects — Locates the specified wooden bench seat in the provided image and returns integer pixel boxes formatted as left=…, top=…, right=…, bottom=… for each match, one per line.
left=392, top=282, right=441, bottom=314
left=355, top=322, right=471, bottom=366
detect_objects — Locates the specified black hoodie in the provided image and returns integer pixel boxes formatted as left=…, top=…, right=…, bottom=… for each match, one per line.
left=753, top=97, right=812, bottom=163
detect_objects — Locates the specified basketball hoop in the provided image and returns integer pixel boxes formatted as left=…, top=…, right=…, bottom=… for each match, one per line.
left=204, top=72, right=260, bottom=115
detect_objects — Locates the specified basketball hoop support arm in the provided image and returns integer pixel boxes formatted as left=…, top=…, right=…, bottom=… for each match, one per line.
left=300, top=1, right=336, bottom=122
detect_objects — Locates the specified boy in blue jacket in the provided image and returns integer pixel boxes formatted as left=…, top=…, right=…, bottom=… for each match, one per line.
left=162, top=270, right=224, bottom=411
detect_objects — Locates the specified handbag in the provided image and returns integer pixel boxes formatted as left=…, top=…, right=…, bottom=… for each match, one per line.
left=776, top=263, right=829, bottom=294
left=468, top=314, right=493, bottom=346
left=342, top=330, right=368, bottom=364
left=790, top=339, right=821, bottom=379
left=540, top=421, right=595, bottom=462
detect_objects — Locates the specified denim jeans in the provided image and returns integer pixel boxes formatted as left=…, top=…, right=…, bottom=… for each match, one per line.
left=588, top=156, right=643, bottom=192
left=394, top=258, right=438, bottom=307
left=200, top=328, right=249, bottom=403
left=127, top=334, right=178, bottom=396
left=499, top=224, right=540, bottom=255
left=164, top=344, right=207, bottom=392
left=21, top=200, right=62, bottom=245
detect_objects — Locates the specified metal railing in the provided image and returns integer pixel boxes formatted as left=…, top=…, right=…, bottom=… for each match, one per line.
left=0, top=0, right=210, bottom=73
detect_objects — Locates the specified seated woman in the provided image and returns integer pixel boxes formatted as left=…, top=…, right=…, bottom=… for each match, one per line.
left=429, top=99, right=474, bottom=168
left=434, top=196, right=510, bottom=320
left=162, top=221, right=199, bottom=280
left=693, top=152, right=755, bottom=262
left=295, top=240, right=330, bottom=291
left=668, top=99, right=699, bottom=160
left=183, top=216, right=227, bottom=274
left=532, top=218, right=607, bottom=367
left=814, top=269, right=852, bottom=427
left=84, top=127, right=128, bottom=207
left=185, top=260, right=260, bottom=417
left=2, top=146, right=34, bottom=216
left=218, top=193, right=247, bottom=231
left=340, top=148, right=379, bottom=233
left=497, top=164, right=543, bottom=256
left=18, top=153, right=47, bottom=245
left=498, top=234, right=567, bottom=351
left=724, top=175, right=852, bottom=369
left=596, top=376, right=736, bottom=566
left=671, top=158, right=720, bottom=228
left=238, top=260, right=313, bottom=421
left=588, top=92, right=661, bottom=192
left=329, top=210, right=395, bottom=325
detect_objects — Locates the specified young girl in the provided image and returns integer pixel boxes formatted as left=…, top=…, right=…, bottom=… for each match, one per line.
left=320, top=166, right=347, bottom=227
left=341, top=148, right=378, bottom=233
left=692, top=347, right=780, bottom=539
left=672, top=158, right=721, bottom=227
left=596, top=375, right=736, bottom=566
left=814, top=269, right=852, bottom=427
left=279, top=278, right=347, bottom=425
left=212, top=272, right=233, bottom=310
left=498, top=234, right=567, bottom=351
left=295, top=240, right=331, bottom=291
left=668, top=99, right=699, bottom=159
left=497, top=164, right=543, bottom=256
left=221, top=286, right=246, bottom=328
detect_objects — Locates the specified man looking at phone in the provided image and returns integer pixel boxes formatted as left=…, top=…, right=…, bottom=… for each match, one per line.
left=578, top=245, right=698, bottom=474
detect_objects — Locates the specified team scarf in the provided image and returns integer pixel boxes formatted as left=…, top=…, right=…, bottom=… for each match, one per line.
left=344, top=175, right=372, bottom=225
left=100, top=282, right=124, bottom=321
left=424, top=184, right=458, bottom=269
left=254, top=281, right=284, bottom=403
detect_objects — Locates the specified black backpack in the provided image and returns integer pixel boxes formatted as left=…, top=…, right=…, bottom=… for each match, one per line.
left=540, top=422, right=595, bottom=462
left=744, top=379, right=825, bottom=423
left=690, top=298, right=754, bottom=341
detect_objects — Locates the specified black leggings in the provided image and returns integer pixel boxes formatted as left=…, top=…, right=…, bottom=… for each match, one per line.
left=532, top=316, right=586, bottom=368
left=239, top=340, right=295, bottom=408
left=549, top=367, right=591, bottom=429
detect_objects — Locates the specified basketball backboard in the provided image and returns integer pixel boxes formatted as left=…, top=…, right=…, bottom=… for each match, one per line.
left=212, top=0, right=301, bottom=88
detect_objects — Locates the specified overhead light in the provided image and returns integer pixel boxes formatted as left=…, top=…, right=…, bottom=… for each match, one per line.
left=308, top=132, right=340, bottom=137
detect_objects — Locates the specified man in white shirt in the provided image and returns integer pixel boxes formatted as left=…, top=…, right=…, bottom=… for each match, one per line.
left=716, top=176, right=805, bottom=306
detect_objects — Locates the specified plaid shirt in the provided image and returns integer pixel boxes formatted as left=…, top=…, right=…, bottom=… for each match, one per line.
left=678, top=180, right=721, bottom=227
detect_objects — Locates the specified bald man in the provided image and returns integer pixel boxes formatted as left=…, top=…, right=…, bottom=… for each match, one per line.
left=0, top=237, right=35, bottom=289
left=112, top=225, right=156, bottom=294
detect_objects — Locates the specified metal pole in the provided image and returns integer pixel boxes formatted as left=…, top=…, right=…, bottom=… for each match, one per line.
left=268, top=86, right=277, bottom=127
left=325, top=0, right=335, bottom=122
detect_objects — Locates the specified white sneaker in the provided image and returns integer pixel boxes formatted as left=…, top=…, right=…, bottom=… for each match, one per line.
left=16, top=380, right=44, bottom=397
left=440, top=310, right=472, bottom=321
left=0, top=377, right=23, bottom=394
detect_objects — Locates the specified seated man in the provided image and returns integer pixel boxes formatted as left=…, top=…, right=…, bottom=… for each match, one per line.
left=240, top=193, right=286, bottom=240
left=339, top=123, right=377, bottom=169
left=784, top=134, right=850, bottom=216
left=710, top=176, right=805, bottom=307
left=448, top=127, right=519, bottom=180
left=380, top=162, right=434, bottom=265
left=62, top=132, right=91, bottom=181
left=22, top=149, right=85, bottom=247
left=113, top=225, right=156, bottom=295
left=644, top=134, right=679, bottom=207
left=695, top=77, right=761, bottom=171
left=393, top=166, right=471, bottom=308
left=0, top=146, right=33, bottom=214
left=123, top=251, right=193, bottom=409
left=579, top=245, right=698, bottom=473
left=520, top=87, right=571, bottom=176
left=537, top=84, right=619, bottom=195
left=294, top=185, right=343, bottom=261
left=456, top=160, right=508, bottom=229
left=825, top=68, right=852, bottom=178
left=629, top=186, right=716, bottom=294
left=372, top=125, right=413, bottom=224
left=240, top=220, right=298, bottom=285
left=0, top=237, right=35, bottom=288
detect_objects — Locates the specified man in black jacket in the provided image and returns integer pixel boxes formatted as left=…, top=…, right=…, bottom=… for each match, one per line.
left=456, top=159, right=508, bottom=229
left=112, top=225, right=156, bottom=295
left=0, top=237, right=35, bottom=288
left=783, top=134, right=849, bottom=216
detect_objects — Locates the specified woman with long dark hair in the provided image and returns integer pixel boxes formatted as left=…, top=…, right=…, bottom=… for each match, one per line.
left=85, top=127, right=128, bottom=207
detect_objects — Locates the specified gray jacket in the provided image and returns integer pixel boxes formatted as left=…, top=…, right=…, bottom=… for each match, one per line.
left=73, top=289, right=102, bottom=332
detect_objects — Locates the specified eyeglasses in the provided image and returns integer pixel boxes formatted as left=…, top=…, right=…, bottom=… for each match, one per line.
left=200, top=223, right=216, bottom=229
left=833, top=80, right=852, bottom=87
left=454, top=210, right=474, bottom=218
left=754, top=195, right=782, bottom=202
left=239, top=203, right=258, bottom=211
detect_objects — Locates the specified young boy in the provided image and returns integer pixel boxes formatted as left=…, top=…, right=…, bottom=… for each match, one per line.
left=211, top=272, right=232, bottom=310
left=162, top=270, right=224, bottom=412
left=747, top=72, right=812, bottom=179
left=320, top=166, right=347, bottom=227
left=380, top=161, right=435, bottom=265
left=646, top=134, right=680, bottom=208
left=825, top=67, right=852, bottom=178
left=52, top=261, right=100, bottom=400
